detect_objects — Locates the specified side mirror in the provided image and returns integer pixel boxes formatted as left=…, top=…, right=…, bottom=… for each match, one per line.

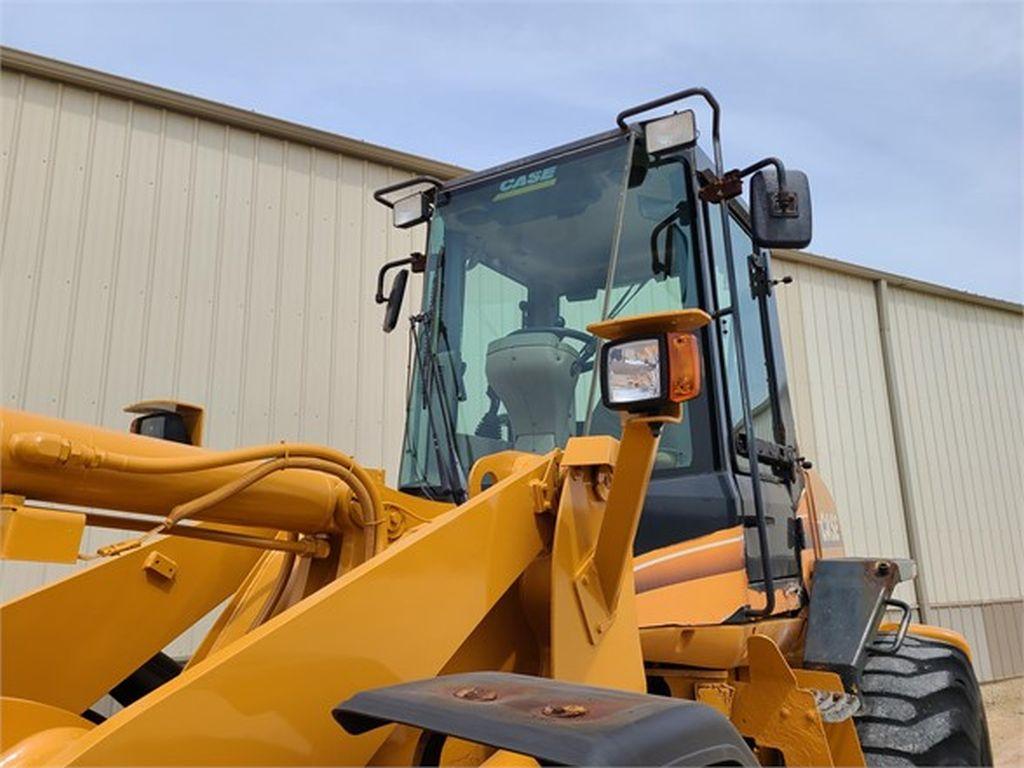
left=749, top=169, right=812, bottom=249
left=382, top=269, right=409, bottom=333
left=375, top=253, right=425, bottom=334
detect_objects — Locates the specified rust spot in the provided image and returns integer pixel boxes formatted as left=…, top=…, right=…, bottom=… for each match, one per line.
left=541, top=703, right=587, bottom=718
left=453, top=686, right=497, bottom=702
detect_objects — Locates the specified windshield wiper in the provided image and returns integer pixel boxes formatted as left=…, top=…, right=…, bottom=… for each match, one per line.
left=432, top=321, right=469, bottom=501
left=411, top=314, right=468, bottom=504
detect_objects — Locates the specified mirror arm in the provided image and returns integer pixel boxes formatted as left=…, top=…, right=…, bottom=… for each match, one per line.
left=699, top=156, right=789, bottom=205
left=649, top=212, right=677, bottom=277
left=736, top=156, right=787, bottom=189
left=375, top=253, right=426, bottom=304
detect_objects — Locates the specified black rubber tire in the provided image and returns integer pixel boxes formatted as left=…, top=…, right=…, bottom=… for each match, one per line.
left=855, top=633, right=993, bottom=766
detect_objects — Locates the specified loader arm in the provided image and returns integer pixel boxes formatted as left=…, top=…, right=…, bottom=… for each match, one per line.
left=1, top=310, right=707, bottom=766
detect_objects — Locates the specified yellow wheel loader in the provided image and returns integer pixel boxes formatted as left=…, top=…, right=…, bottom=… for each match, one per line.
left=0, top=88, right=991, bottom=766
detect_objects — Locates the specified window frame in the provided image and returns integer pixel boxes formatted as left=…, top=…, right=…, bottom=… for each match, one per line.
left=701, top=196, right=791, bottom=483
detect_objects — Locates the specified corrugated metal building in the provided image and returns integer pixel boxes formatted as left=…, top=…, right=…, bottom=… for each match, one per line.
left=2, top=48, right=1021, bottom=679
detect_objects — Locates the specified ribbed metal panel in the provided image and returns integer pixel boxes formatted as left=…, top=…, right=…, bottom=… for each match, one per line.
left=886, top=287, right=1023, bottom=607
left=0, top=70, right=425, bottom=628
left=771, top=256, right=915, bottom=604
left=930, top=600, right=1023, bottom=682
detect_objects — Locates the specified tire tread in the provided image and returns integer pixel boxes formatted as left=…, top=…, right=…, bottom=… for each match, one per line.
left=855, top=633, right=992, bottom=766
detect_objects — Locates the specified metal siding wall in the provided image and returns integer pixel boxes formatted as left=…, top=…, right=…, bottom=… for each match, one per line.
left=772, top=256, right=915, bottom=603
left=0, top=70, right=424, bottom=644
left=775, top=254, right=1023, bottom=679
left=886, top=287, right=1024, bottom=606
left=885, top=287, right=1023, bottom=680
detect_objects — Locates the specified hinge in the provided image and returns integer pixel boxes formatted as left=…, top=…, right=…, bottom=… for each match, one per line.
left=749, top=252, right=771, bottom=300
left=748, top=252, right=792, bottom=300
left=736, top=432, right=798, bottom=483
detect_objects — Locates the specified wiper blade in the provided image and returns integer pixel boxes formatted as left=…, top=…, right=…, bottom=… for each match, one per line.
left=412, top=315, right=468, bottom=503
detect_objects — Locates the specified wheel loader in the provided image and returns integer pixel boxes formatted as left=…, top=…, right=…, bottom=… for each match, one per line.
left=0, top=87, right=992, bottom=766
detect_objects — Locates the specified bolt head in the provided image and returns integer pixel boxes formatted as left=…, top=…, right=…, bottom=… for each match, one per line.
left=541, top=703, right=587, bottom=718
left=453, top=686, right=497, bottom=702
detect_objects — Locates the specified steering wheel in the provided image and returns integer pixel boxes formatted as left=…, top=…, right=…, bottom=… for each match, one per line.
left=509, top=326, right=598, bottom=369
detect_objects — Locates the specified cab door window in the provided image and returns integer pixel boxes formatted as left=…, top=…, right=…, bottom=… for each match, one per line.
left=707, top=205, right=776, bottom=475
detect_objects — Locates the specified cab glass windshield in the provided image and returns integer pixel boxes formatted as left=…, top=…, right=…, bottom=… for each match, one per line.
left=400, top=136, right=713, bottom=498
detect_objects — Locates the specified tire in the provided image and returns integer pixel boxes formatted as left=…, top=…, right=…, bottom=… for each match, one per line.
left=855, top=633, right=993, bottom=766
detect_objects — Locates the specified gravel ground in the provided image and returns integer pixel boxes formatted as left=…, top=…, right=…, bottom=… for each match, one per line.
left=984, top=677, right=1022, bottom=767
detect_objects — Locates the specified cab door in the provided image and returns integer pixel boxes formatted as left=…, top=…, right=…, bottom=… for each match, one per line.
left=705, top=201, right=802, bottom=585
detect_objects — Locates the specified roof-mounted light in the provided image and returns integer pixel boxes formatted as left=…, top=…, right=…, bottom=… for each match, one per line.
left=644, top=110, right=698, bottom=155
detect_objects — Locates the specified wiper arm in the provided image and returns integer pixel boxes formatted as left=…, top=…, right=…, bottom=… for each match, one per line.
left=432, top=321, right=468, bottom=501
left=411, top=318, right=465, bottom=502
left=413, top=314, right=468, bottom=503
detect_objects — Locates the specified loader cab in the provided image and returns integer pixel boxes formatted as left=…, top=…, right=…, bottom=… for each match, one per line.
left=379, top=103, right=809, bottom=598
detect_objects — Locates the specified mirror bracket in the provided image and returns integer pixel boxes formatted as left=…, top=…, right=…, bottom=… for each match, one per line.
left=698, top=169, right=743, bottom=204
left=769, top=189, right=799, bottom=218
left=375, top=253, right=425, bottom=305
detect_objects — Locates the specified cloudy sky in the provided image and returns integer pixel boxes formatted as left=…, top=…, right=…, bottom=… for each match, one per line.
left=2, top=1, right=1021, bottom=301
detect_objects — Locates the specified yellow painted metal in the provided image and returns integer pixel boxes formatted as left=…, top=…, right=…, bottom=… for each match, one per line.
left=0, top=495, right=84, bottom=563
left=694, top=682, right=735, bottom=718
left=0, top=408, right=346, bottom=534
left=0, top=697, right=94, bottom=768
left=185, top=549, right=285, bottom=668
left=586, top=308, right=712, bottom=339
left=641, top=618, right=806, bottom=669
left=0, top=533, right=261, bottom=714
left=731, top=636, right=840, bottom=767
left=0, top=306, right=882, bottom=766
left=30, top=454, right=555, bottom=766
left=0, top=698, right=93, bottom=753
left=590, top=420, right=660, bottom=614
left=1, top=394, right=685, bottom=765
left=549, top=434, right=644, bottom=690
left=467, top=451, right=538, bottom=498
left=378, top=484, right=452, bottom=529
left=559, top=436, right=619, bottom=469
left=880, top=622, right=973, bottom=661
left=792, top=668, right=866, bottom=767
left=141, top=550, right=178, bottom=581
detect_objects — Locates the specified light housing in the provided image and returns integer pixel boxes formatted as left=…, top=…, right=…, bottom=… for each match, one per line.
left=392, top=191, right=431, bottom=229
left=599, top=331, right=702, bottom=413
left=644, top=110, right=698, bottom=155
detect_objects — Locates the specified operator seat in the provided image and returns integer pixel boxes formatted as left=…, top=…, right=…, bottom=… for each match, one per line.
left=485, top=332, right=580, bottom=454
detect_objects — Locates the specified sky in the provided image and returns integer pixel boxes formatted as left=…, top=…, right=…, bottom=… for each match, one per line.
left=2, top=1, right=1021, bottom=302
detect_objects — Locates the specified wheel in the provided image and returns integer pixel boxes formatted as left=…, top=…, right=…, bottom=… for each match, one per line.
left=855, top=633, right=993, bottom=766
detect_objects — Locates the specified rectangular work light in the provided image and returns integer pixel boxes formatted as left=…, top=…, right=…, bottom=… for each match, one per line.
left=644, top=110, right=698, bottom=155
left=392, top=191, right=431, bottom=229
left=599, top=331, right=702, bottom=413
